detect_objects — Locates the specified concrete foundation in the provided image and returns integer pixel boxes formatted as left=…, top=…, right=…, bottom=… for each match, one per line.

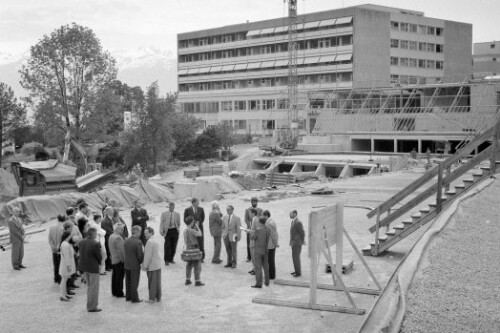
left=174, top=180, right=219, bottom=201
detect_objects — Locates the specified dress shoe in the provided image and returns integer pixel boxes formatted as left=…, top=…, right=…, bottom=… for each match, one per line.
left=251, top=285, right=262, bottom=288
left=224, top=264, right=232, bottom=268
left=169, top=260, right=176, bottom=264
left=19, top=265, right=27, bottom=269
left=185, top=280, right=192, bottom=285
left=290, top=272, right=296, bottom=275
left=265, top=282, right=270, bottom=287
left=246, top=259, right=251, bottom=262
left=13, top=267, right=21, bottom=271
left=165, top=262, right=169, bottom=266
left=131, top=300, right=143, bottom=303
left=88, top=308, right=102, bottom=312
left=116, top=295, right=125, bottom=298
left=195, top=281, right=205, bottom=286
left=248, top=270, right=255, bottom=274
left=145, top=300, right=155, bottom=304
left=292, top=273, right=301, bottom=277
left=60, top=297, right=70, bottom=302
left=231, top=265, right=237, bottom=269
left=67, top=291, right=75, bottom=296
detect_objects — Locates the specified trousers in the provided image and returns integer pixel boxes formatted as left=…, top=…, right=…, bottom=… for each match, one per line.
left=268, top=248, right=276, bottom=280
left=164, top=228, right=179, bottom=263
left=84, top=272, right=100, bottom=311
left=186, top=260, right=201, bottom=281
left=147, top=270, right=162, bottom=301
left=111, top=262, right=125, bottom=297
left=223, top=235, right=237, bottom=267
left=291, top=246, right=302, bottom=275
left=212, top=236, right=222, bottom=262
left=125, top=269, right=141, bottom=302
left=52, top=252, right=61, bottom=283
left=254, top=252, right=269, bottom=287
left=11, top=240, right=24, bottom=269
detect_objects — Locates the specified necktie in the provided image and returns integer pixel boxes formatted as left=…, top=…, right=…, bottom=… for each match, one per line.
left=169, top=212, right=173, bottom=228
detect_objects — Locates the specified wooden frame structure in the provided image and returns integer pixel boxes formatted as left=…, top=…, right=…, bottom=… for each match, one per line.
left=253, top=203, right=382, bottom=314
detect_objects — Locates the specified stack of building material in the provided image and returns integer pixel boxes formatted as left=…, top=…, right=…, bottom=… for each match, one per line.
left=198, top=164, right=224, bottom=177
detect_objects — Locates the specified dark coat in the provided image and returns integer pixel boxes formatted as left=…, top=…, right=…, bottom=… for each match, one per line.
left=131, top=208, right=149, bottom=245
left=79, top=237, right=102, bottom=274
left=101, top=216, right=114, bottom=241
left=184, top=206, right=205, bottom=227
left=124, top=236, right=144, bottom=271
left=289, top=218, right=305, bottom=247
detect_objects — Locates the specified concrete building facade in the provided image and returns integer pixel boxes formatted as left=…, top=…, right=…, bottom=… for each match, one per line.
left=473, top=41, right=500, bottom=79
left=177, top=4, right=472, bottom=135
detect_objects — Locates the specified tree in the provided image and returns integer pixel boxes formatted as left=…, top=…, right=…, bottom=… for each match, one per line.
left=214, top=122, right=235, bottom=154
left=20, top=23, right=117, bottom=139
left=0, top=82, right=26, bottom=165
left=171, top=112, right=199, bottom=158
left=122, top=82, right=175, bottom=174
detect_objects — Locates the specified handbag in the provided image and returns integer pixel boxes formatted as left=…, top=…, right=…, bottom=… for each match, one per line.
left=181, top=248, right=202, bottom=262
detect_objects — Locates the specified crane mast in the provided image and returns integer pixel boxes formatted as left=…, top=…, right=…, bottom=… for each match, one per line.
left=285, top=0, right=299, bottom=148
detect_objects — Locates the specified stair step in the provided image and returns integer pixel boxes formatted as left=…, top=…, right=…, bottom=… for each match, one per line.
left=480, top=166, right=491, bottom=171
left=463, top=179, right=474, bottom=183
left=472, top=173, right=483, bottom=178
left=455, top=184, right=465, bottom=190
left=386, top=230, right=396, bottom=236
left=394, top=224, right=405, bottom=230
left=362, top=246, right=373, bottom=256
left=378, top=235, right=389, bottom=242
left=419, top=208, right=430, bottom=214
left=402, top=220, right=414, bottom=226
left=411, top=213, right=422, bottom=221
left=446, top=191, right=457, bottom=196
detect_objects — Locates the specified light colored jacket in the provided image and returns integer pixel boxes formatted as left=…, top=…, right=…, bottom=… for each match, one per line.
left=159, top=210, right=181, bottom=236
left=59, top=241, right=76, bottom=276
left=222, top=214, right=242, bottom=242
left=266, top=217, right=279, bottom=249
left=142, top=236, right=162, bottom=271
left=48, top=223, right=64, bottom=253
left=109, top=232, right=125, bottom=264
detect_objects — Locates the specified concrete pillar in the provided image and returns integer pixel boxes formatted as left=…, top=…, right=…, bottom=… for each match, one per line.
left=339, top=164, right=351, bottom=179
left=290, top=162, right=301, bottom=173
left=371, top=138, right=375, bottom=153
left=314, top=163, right=326, bottom=177
left=394, top=139, right=398, bottom=153
left=418, top=139, right=422, bottom=154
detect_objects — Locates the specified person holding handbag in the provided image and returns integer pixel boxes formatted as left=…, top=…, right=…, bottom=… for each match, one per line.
left=183, top=216, right=205, bottom=286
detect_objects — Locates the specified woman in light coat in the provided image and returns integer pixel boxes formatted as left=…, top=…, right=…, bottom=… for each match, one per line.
left=59, top=231, right=76, bottom=301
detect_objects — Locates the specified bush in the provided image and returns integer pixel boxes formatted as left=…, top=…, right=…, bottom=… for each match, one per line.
left=3, top=151, right=14, bottom=157
left=21, top=142, right=43, bottom=155
left=97, top=142, right=125, bottom=168
left=35, top=149, right=50, bottom=161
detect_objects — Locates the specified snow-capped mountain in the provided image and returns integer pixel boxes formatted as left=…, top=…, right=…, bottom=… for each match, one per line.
left=0, top=47, right=178, bottom=98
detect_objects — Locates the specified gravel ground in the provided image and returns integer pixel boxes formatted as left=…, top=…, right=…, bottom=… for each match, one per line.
left=401, top=179, right=500, bottom=333
left=0, top=170, right=427, bottom=333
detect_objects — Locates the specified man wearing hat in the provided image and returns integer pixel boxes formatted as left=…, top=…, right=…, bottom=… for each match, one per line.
left=244, top=197, right=263, bottom=263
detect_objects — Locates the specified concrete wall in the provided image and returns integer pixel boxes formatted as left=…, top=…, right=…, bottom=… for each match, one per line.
left=443, top=20, right=473, bottom=81
left=353, top=8, right=391, bottom=88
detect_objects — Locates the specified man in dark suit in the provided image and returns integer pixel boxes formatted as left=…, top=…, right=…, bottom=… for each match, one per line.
left=8, top=207, right=25, bottom=270
left=244, top=197, right=263, bottom=262
left=183, top=198, right=205, bottom=261
left=102, top=207, right=115, bottom=271
left=79, top=228, right=103, bottom=312
left=289, top=210, right=305, bottom=277
left=131, top=200, right=149, bottom=246
left=159, top=202, right=181, bottom=265
left=124, top=225, right=144, bottom=303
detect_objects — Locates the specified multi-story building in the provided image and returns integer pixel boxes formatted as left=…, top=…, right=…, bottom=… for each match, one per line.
left=177, top=4, right=472, bottom=135
left=473, top=41, right=500, bottom=79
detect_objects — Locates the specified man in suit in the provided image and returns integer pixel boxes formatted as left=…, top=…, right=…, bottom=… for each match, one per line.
left=79, top=228, right=103, bottom=312
left=109, top=223, right=126, bottom=297
left=244, top=197, right=263, bottom=262
left=222, top=205, right=241, bottom=268
left=48, top=214, right=66, bottom=283
left=208, top=201, right=223, bottom=264
left=250, top=216, right=271, bottom=288
left=142, top=227, right=162, bottom=303
left=101, top=207, right=115, bottom=271
left=183, top=198, right=205, bottom=261
left=131, top=200, right=149, bottom=246
left=159, top=202, right=181, bottom=265
left=124, top=225, right=144, bottom=303
left=264, top=210, right=279, bottom=280
left=8, top=207, right=25, bottom=271
left=289, top=210, right=305, bottom=277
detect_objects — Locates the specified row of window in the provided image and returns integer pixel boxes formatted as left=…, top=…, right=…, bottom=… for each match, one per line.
left=391, top=39, right=443, bottom=53
left=179, top=57, right=353, bottom=78
left=179, top=35, right=353, bottom=63
left=391, top=21, right=443, bottom=36
left=390, top=74, right=442, bottom=85
left=179, top=19, right=352, bottom=49
left=179, top=72, right=353, bottom=92
left=390, top=56, right=444, bottom=70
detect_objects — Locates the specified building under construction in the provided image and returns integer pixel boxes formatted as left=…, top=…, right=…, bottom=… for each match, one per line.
left=301, top=78, right=500, bottom=154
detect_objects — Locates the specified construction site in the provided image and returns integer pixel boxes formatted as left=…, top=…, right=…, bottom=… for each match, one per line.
left=1, top=1, right=500, bottom=333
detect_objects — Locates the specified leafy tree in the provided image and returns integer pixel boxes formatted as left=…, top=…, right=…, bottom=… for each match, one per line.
left=0, top=82, right=27, bottom=165
left=171, top=112, right=199, bottom=158
left=214, top=122, right=235, bottom=152
left=20, top=23, right=117, bottom=139
left=122, top=82, right=175, bottom=174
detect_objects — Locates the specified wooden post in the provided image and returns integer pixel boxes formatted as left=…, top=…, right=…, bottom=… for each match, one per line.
left=374, top=210, right=381, bottom=255
left=444, top=167, right=451, bottom=192
left=490, top=120, right=499, bottom=176
left=309, top=211, right=318, bottom=305
left=436, top=162, right=443, bottom=212
left=335, top=204, right=344, bottom=280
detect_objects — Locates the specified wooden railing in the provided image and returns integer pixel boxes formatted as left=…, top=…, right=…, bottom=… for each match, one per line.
left=367, top=117, right=500, bottom=249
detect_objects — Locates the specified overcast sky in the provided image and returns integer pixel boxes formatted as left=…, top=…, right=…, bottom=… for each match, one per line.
left=1, top=0, right=499, bottom=55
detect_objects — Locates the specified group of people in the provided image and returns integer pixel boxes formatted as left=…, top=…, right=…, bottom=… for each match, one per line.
left=9, top=195, right=306, bottom=312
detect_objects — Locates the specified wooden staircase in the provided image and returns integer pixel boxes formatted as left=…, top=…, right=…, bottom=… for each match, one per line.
left=362, top=118, right=500, bottom=256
